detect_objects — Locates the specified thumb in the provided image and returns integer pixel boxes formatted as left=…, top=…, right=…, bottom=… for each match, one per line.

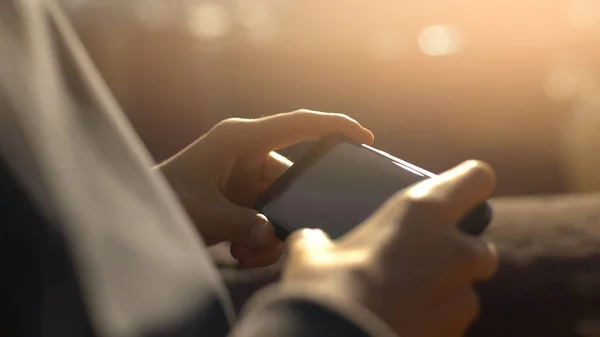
left=287, top=228, right=333, bottom=256
left=188, top=191, right=276, bottom=248
left=221, top=210, right=275, bottom=249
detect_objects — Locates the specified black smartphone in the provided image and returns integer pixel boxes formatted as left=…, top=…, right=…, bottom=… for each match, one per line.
left=255, top=135, right=492, bottom=240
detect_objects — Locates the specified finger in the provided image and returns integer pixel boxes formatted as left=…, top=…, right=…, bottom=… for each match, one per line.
left=243, top=110, right=374, bottom=152
left=286, top=228, right=333, bottom=256
left=230, top=244, right=261, bottom=260
left=461, top=237, right=499, bottom=282
left=262, top=151, right=293, bottom=185
left=230, top=241, right=284, bottom=260
left=232, top=243, right=286, bottom=268
left=442, top=234, right=499, bottom=283
left=186, top=190, right=278, bottom=249
left=403, top=160, right=496, bottom=226
left=430, top=287, right=480, bottom=337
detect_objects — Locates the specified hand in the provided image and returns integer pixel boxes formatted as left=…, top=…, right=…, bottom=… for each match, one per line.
left=282, top=160, right=499, bottom=337
left=159, top=110, right=374, bottom=268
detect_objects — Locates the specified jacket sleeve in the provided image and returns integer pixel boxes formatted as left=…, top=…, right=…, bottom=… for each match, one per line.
left=231, top=286, right=398, bottom=337
left=0, top=1, right=233, bottom=336
left=0, top=1, right=397, bottom=337
left=0, top=156, right=397, bottom=337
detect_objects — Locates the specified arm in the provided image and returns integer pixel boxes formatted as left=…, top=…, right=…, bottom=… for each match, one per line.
left=0, top=0, right=233, bottom=335
left=214, top=194, right=600, bottom=337
left=0, top=156, right=390, bottom=337
left=0, top=1, right=394, bottom=337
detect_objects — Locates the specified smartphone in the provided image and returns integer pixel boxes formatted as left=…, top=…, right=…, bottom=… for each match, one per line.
left=255, top=135, right=492, bottom=240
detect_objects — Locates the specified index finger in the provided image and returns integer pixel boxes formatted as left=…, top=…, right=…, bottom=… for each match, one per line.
left=261, top=151, right=294, bottom=185
left=245, top=110, right=375, bottom=152
left=404, top=160, right=496, bottom=226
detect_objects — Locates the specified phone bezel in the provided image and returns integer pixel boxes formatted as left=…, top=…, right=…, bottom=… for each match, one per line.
left=254, top=135, right=491, bottom=239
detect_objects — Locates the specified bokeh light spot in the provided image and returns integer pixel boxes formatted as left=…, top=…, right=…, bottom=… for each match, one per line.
left=237, top=0, right=269, bottom=28
left=134, top=0, right=170, bottom=29
left=417, top=25, right=462, bottom=57
left=236, top=0, right=277, bottom=43
left=567, top=0, right=599, bottom=31
left=545, top=65, right=595, bottom=102
left=188, top=3, right=231, bottom=40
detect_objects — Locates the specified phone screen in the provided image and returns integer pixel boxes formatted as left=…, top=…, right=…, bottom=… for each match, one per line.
left=261, top=143, right=435, bottom=239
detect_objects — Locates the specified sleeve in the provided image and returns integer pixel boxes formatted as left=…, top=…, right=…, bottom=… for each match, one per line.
left=0, top=157, right=96, bottom=337
left=0, top=0, right=234, bottom=336
left=1, top=1, right=397, bottom=337
left=231, top=286, right=399, bottom=337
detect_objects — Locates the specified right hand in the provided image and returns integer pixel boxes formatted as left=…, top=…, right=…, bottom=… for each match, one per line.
left=282, top=160, right=499, bottom=337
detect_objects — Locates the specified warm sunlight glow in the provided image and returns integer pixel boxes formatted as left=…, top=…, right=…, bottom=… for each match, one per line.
left=545, top=68, right=581, bottom=101
left=134, top=1, right=170, bottom=28
left=237, top=0, right=269, bottom=28
left=545, top=64, right=595, bottom=102
left=369, top=30, right=408, bottom=60
left=567, top=0, right=599, bottom=31
left=311, top=249, right=370, bottom=265
left=418, top=25, right=462, bottom=57
left=236, top=0, right=277, bottom=43
left=188, top=3, right=231, bottom=40
left=248, top=22, right=278, bottom=43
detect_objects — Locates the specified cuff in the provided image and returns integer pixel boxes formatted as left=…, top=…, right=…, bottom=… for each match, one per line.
left=237, top=284, right=399, bottom=337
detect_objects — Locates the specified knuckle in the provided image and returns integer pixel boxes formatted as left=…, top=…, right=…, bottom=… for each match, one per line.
left=292, top=109, right=351, bottom=123
left=212, top=118, right=247, bottom=134
left=208, top=118, right=250, bottom=145
left=292, top=108, right=324, bottom=116
left=400, top=192, right=450, bottom=221
left=323, top=112, right=354, bottom=125
left=404, top=193, right=441, bottom=210
left=291, top=109, right=324, bottom=124
left=286, top=110, right=358, bottom=136
left=217, top=117, right=245, bottom=127
left=289, top=109, right=315, bottom=120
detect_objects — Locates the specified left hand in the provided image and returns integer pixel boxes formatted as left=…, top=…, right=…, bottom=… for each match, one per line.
left=159, top=110, right=374, bottom=268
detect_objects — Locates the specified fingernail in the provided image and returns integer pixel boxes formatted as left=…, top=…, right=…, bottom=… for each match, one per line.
left=250, top=215, right=270, bottom=246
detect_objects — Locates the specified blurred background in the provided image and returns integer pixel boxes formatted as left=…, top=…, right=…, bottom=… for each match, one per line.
left=61, top=0, right=600, bottom=196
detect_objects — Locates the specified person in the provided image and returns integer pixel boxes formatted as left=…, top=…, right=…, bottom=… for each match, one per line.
left=0, top=0, right=499, bottom=336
